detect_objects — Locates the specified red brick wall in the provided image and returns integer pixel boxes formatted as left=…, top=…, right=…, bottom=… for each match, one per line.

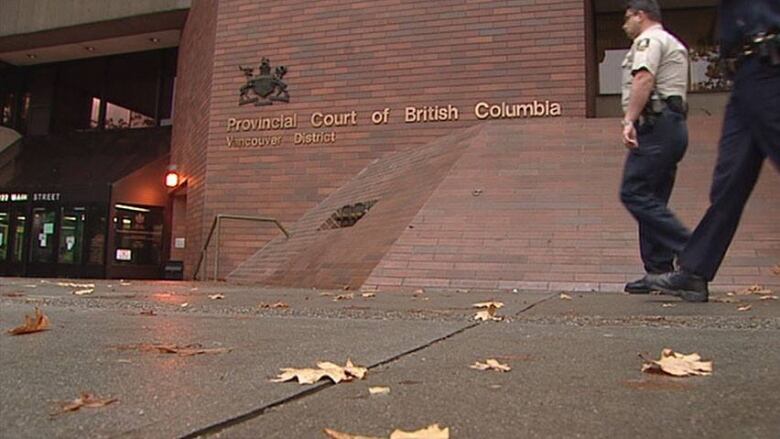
left=202, top=0, right=587, bottom=279
left=170, top=0, right=219, bottom=277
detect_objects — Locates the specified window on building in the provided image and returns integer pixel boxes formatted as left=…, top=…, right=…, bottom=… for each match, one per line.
left=595, top=2, right=727, bottom=95
left=113, top=204, right=163, bottom=266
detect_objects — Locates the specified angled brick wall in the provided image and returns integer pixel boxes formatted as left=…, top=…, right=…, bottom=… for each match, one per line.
left=204, top=0, right=587, bottom=279
left=362, top=117, right=780, bottom=292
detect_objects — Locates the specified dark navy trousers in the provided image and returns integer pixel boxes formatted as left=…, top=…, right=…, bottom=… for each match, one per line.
left=620, top=109, right=691, bottom=274
left=679, top=58, right=780, bottom=281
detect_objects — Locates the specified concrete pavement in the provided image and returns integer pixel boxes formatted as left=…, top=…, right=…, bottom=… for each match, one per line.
left=1, top=277, right=778, bottom=438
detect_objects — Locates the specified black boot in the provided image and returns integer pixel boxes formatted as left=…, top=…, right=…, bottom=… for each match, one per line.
left=645, top=270, right=709, bottom=302
left=624, top=275, right=656, bottom=294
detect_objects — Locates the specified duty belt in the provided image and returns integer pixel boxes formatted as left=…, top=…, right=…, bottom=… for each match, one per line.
left=722, top=32, right=780, bottom=75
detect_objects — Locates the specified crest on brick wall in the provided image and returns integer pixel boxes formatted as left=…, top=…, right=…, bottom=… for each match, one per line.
left=238, top=57, right=290, bottom=106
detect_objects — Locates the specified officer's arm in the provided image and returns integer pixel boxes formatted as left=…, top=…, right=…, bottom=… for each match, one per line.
left=623, top=69, right=655, bottom=125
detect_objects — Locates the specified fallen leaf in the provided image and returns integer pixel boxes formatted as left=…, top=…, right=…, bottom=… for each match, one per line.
left=560, top=293, right=573, bottom=300
left=208, top=294, right=225, bottom=300
left=259, top=301, right=289, bottom=309
left=474, top=304, right=503, bottom=322
left=470, top=359, right=511, bottom=372
left=361, top=293, right=376, bottom=298
left=369, top=386, right=390, bottom=395
left=334, top=293, right=354, bottom=301
left=115, top=343, right=231, bottom=356
left=139, top=310, right=157, bottom=316
left=272, top=359, right=367, bottom=385
left=55, top=392, right=117, bottom=415
left=23, top=284, right=38, bottom=288
left=726, top=292, right=735, bottom=297
left=323, top=429, right=382, bottom=439
left=472, top=301, right=504, bottom=309
left=72, top=289, right=94, bottom=296
left=343, top=285, right=351, bottom=291
left=7, top=307, right=49, bottom=335
left=737, top=304, right=752, bottom=312
left=390, top=424, right=450, bottom=439
left=455, top=289, right=469, bottom=293
left=180, top=303, right=189, bottom=308
left=760, top=295, right=778, bottom=301
left=641, top=348, right=713, bottom=377
left=120, top=281, right=132, bottom=286
left=661, top=303, right=676, bottom=308
left=773, top=264, right=780, bottom=275
left=736, top=284, right=773, bottom=296
left=56, top=282, right=95, bottom=289
left=2, top=292, right=25, bottom=298
left=319, top=292, right=336, bottom=297
left=413, top=288, right=425, bottom=296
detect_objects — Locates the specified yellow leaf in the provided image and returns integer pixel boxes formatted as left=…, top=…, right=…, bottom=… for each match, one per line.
left=641, top=348, right=713, bottom=377
left=390, top=424, right=450, bottom=439
left=208, top=294, right=225, bottom=300
left=474, top=307, right=503, bottom=321
left=560, top=293, right=573, bottom=300
left=180, top=303, right=189, bottom=308
left=7, top=307, right=49, bottom=335
left=369, top=386, right=390, bottom=395
left=72, top=289, right=94, bottom=296
left=472, top=301, right=504, bottom=309
left=322, top=428, right=383, bottom=439
left=737, top=304, right=752, bottom=312
left=273, top=360, right=368, bottom=385
left=470, top=359, right=511, bottom=372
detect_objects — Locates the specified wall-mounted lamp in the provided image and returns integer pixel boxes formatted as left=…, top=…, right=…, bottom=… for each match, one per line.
left=165, top=164, right=181, bottom=188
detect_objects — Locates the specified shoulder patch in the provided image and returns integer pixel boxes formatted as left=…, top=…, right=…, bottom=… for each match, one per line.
left=636, top=38, right=651, bottom=51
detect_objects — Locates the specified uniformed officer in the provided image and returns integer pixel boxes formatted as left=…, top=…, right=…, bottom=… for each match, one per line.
left=619, top=0, right=691, bottom=295
left=647, top=0, right=780, bottom=302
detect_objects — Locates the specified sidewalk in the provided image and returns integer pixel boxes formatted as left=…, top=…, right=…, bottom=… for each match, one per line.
left=1, top=277, right=778, bottom=438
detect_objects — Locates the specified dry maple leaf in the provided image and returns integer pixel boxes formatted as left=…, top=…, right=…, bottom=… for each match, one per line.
left=272, top=359, right=367, bottom=385
left=139, top=310, right=157, bottom=316
left=470, top=359, right=511, bottom=372
left=369, top=386, right=390, bottom=395
left=334, top=293, right=354, bottom=301
left=736, top=284, right=773, bottom=296
left=390, top=424, right=450, bottom=439
left=737, top=304, right=752, bottom=312
left=641, top=348, right=713, bottom=377
left=7, top=307, right=50, bottom=335
left=560, top=293, right=573, bottom=300
left=472, top=301, right=504, bottom=309
left=208, top=294, right=225, bottom=300
left=73, top=289, right=94, bottom=296
left=361, top=293, right=376, bottom=298
left=760, top=295, right=779, bottom=301
left=259, top=301, right=289, bottom=309
left=57, top=282, right=95, bottom=289
left=55, top=392, right=117, bottom=415
left=474, top=305, right=503, bottom=321
left=323, top=429, right=382, bottom=439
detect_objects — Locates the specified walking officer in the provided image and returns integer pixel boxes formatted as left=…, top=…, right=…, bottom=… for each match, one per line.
left=619, top=0, right=691, bottom=295
left=647, top=0, right=780, bottom=302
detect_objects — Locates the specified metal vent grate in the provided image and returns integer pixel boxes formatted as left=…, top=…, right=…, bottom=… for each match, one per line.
left=319, top=200, right=377, bottom=230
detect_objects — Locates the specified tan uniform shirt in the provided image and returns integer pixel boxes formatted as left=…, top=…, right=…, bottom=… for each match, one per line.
left=621, top=24, right=689, bottom=112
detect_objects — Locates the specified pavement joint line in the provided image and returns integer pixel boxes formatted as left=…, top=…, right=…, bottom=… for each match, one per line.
left=178, top=294, right=554, bottom=438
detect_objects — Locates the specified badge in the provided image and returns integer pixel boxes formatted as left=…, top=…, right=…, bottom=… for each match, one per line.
left=636, top=38, right=650, bottom=51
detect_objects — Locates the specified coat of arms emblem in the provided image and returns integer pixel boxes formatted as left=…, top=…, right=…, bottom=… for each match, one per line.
left=239, top=57, right=290, bottom=106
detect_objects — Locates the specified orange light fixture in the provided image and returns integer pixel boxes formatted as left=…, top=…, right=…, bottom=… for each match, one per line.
left=165, top=165, right=180, bottom=188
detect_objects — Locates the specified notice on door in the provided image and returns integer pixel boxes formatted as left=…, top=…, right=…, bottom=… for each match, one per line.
left=116, top=249, right=132, bottom=261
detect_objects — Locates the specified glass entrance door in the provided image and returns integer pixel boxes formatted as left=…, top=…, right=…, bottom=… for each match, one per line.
left=58, top=207, right=85, bottom=264
left=30, top=207, right=57, bottom=263
left=0, top=206, right=29, bottom=275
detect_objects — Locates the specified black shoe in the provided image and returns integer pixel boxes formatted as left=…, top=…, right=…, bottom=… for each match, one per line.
left=625, top=275, right=655, bottom=294
left=645, top=270, right=709, bottom=303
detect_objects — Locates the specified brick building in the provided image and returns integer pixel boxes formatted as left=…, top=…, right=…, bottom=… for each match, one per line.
left=2, top=0, right=778, bottom=291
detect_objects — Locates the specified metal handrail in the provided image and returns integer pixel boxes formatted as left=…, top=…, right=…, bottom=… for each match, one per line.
left=194, top=214, right=290, bottom=281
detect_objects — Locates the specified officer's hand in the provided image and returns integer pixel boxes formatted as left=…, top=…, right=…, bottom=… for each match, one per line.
left=622, top=123, right=638, bottom=149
